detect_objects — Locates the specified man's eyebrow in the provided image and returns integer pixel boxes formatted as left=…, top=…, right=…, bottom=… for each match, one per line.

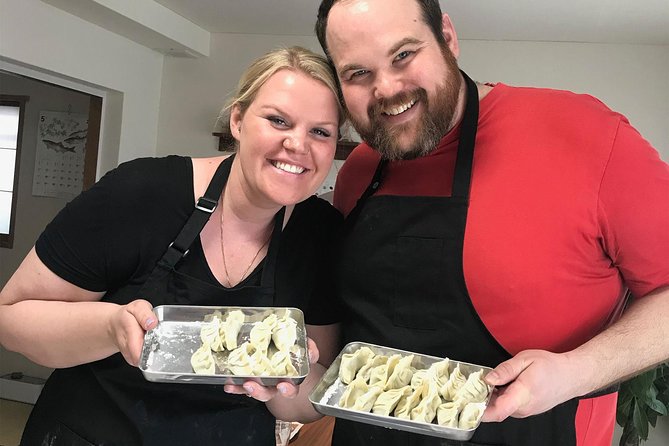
left=388, top=37, right=422, bottom=56
left=337, top=37, right=423, bottom=76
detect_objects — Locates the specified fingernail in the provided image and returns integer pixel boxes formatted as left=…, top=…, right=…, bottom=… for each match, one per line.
left=486, top=371, right=498, bottom=382
left=145, top=317, right=156, bottom=327
left=243, top=384, right=253, bottom=394
left=278, top=385, right=287, bottom=395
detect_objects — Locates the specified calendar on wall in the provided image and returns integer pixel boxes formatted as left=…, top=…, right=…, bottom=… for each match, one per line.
left=32, top=111, right=88, bottom=200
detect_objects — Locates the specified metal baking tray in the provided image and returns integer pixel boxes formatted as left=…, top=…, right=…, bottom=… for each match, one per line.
left=139, top=305, right=308, bottom=386
left=309, top=341, right=493, bottom=441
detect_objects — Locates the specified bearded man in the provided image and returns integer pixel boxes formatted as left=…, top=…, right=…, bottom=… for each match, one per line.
left=314, top=0, right=669, bottom=445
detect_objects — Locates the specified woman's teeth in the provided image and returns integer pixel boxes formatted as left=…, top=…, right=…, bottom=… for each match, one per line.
left=272, top=161, right=305, bottom=174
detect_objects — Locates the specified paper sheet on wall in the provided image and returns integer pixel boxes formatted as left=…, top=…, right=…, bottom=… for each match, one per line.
left=32, top=111, right=87, bottom=200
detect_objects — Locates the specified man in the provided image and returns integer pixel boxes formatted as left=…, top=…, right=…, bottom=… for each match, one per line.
left=315, top=0, right=669, bottom=445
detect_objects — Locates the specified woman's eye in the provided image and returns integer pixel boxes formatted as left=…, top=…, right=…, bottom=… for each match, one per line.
left=268, top=116, right=287, bottom=126
left=312, top=128, right=332, bottom=138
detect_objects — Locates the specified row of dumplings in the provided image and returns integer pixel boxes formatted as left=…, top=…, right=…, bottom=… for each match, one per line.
left=337, top=347, right=490, bottom=430
left=190, top=310, right=300, bottom=376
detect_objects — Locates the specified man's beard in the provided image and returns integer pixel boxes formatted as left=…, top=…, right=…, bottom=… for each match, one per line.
left=348, top=48, right=462, bottom=161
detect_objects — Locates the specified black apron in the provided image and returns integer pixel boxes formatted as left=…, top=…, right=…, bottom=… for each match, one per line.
left=331, top=73, right=579, bottom=446
left=21, top=155, right=283, bottom=446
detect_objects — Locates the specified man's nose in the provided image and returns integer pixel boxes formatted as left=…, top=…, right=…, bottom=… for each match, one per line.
left=373, top=70, right=403, bottom=101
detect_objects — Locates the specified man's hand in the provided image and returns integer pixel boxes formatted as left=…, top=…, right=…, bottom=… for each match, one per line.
left=482, top=349, right=583, bottom=422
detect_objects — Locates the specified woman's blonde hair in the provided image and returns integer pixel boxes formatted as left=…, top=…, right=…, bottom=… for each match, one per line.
left=216, top=46, right=344, bottom=149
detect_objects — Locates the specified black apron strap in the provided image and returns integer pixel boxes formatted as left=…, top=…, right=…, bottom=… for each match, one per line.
left=452, top=70, right=480, bottom=199
left=344, top=158, right=388, bottom=232
left=158, top=155, right=234, bottom=269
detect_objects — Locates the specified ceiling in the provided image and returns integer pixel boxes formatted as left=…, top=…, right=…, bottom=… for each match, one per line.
left=153, top=0, right=669, bottom=45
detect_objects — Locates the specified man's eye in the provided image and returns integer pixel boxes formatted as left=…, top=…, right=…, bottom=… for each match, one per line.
left=395, top=50, right=413, bottom=61
left=349, top=70, right=369, bottom=80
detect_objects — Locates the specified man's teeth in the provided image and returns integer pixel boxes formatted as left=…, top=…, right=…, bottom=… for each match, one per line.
left=384, top=99, right=416, bottom=116
left=273, top=161, right=305, bottom=174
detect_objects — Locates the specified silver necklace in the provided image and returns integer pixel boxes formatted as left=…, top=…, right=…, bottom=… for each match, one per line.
left=219, top=206, right=272, bottom=287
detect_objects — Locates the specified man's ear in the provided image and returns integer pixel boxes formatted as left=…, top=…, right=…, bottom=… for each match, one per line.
left=230, top=104, right=243, bottom=141
left=441, top=13, right=460, bottom=58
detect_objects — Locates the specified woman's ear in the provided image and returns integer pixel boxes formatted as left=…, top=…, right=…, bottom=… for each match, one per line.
left=230, top=104, right=243, bottom=141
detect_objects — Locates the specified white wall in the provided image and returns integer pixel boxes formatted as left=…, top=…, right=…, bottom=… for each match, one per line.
left=156, top=34, right=326, bottom=157
left=157, top=34, right=668, bottom=161
left=460, top=40, right=669, bottom=161
left=0, top=0, right=166, bottom=170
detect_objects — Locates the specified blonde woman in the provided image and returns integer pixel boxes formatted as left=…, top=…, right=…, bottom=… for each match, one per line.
left=0, top=46, right=344, bottom=446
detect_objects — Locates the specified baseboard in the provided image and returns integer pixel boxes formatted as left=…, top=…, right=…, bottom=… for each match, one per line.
left=0, top=373, right=45, bottom=405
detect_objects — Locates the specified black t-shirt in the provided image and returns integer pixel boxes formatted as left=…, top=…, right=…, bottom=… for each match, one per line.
left=36, top=155, right=342, bottom=325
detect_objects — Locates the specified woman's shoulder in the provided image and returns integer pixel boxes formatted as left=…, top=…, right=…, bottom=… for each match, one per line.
left=110, top=155, right=191, bottom=184
left=98, top=155, right=192, bottom=202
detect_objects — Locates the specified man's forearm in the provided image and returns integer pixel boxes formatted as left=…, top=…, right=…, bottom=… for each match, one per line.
left=566, top=285, right=669, bottom=397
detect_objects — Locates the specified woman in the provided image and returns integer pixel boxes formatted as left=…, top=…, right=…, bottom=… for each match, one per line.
left=0, top=46, right=344, bottom=445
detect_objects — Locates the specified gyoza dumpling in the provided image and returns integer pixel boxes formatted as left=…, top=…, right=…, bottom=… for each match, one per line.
left=261, top=313, right=279, bottom=330
left=350, top=384, right=384, bottom=412
left=270, top=350, right=298, bottom=376
left=426, top=358, right=450, bottom=388
left=222, top=310, right=245, bottom=350
left=227, top=341, right=253, bottom=375
left=200, top=316, right=224, bottom=352
left=371, top=386, right=411, bottom=416
left=251, top=352, right=272, bottom=376
left=227, top=341, right=267, bottom=375
left=440, top=363, right=467, bottom=400
left=339, top=374, right=368, bottom=408
left=368, top=363, right=388, bottom=387
left=338, top=346, right=375, bottom=384
left=410, top=369, right=428, bottom=390
left=410, top=380, right=441, bottom=423
left=384, top=354, right=415, bottom=390
left=190, top=343, right=216, bottom=375
left=458, top=402, right=484, bottom=430
left=394, top=381, right=424, bottom=419
left=356, top=355, right=388, bottom=383
left=249, top=321, right=272, bottom=355
left=454, top=370, right=489, bottom=404
left=272, top=316, right=298, bottom=351
left=410, top=392, right=441, bottom=424
left=368, top=354, right=400, bottom=388
left=436, top=401, right=460, bottom=427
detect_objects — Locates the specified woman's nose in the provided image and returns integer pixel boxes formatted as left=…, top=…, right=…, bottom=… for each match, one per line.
left=283, top=135, right=308, bottom=154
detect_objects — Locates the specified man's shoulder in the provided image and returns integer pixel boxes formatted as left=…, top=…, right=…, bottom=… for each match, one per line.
left=338, top=143, right=380, bottom=182
left=494, top=83, right=616, bottom=116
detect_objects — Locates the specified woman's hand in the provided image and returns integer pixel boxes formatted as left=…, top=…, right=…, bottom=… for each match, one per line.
left=107, top=299, right=158, bottom=367
left=224, top=337, right=320, bottom=402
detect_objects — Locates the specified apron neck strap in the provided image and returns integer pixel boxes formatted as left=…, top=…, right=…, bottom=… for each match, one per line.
left=451, top=70, right=480, bottom=199
left=159, top=155, right=234, bottom=268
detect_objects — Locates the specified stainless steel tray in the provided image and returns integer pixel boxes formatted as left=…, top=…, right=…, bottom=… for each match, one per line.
left=139, top=305, right=308, bottom=385
left=308, top=341, right=493, bottom=441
